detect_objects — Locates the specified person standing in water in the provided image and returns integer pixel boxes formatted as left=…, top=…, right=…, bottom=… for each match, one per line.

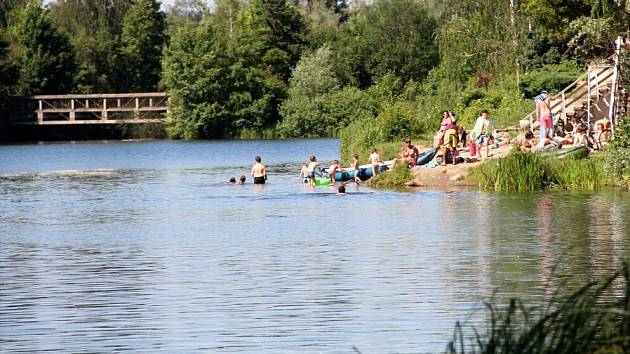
left=251, top=155, right=267, bottom=184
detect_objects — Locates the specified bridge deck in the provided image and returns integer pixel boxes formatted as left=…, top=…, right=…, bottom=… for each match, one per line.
left=8, top=92, right=168, bottom=125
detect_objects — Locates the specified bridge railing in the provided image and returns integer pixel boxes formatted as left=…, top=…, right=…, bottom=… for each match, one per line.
left=8, top=92, right=168, bottom=125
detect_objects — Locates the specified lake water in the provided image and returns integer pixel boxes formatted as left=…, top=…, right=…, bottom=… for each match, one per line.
left=1, top=139, right=629, bottom=353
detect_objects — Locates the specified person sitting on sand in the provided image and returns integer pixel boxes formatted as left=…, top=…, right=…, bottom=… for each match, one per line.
left=351, top=154, right=362, bottom=183
left=328, top=160, right=344, bottom=183
left=470, top=109, right=495, bottom=161
left=520, top=131, right=535, bottom=152
left=299, top=163, right=309, bottom=183
left=573, top=125, right=589, bottom=147
left=369, top=148, right=381, bottom=176
left=391, top=137, right=419, bottom=170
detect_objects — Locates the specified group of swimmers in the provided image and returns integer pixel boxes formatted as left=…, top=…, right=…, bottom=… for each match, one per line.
left=298, top=148, right=386, bottom=186
left=229, top=155, right=267, bottom=185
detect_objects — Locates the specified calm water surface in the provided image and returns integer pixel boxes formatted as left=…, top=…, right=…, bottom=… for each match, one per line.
left=1, top=139, right=629, bottom=353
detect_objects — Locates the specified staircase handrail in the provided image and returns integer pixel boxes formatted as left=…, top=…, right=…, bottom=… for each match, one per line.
left=522, top=64, right=614, bottom=129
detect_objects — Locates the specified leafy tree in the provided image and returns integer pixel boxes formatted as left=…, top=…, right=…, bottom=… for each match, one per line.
left=121, top=0, right=166, bottom=92
left=163, top=20, right=280, bottom=138
left=332, top=0, right=438, bottom=88
left=278, top=46, right=381, bottom=137
left=521, top=0, right=592, bottom=45
left=48, top=0, right=133, bottom=92
left=166, top=0, right=209, bottom=32
left=248, top=0, right=308, bottom=82
left=11, top=1, right=75, bottom=94
left=162, top=23, right=231, bottom=138
left=0, top=31, right=17, bottom=116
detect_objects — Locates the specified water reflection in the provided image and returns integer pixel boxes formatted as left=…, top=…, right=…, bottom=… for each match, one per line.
left=0, top=140, right=629, bottom=352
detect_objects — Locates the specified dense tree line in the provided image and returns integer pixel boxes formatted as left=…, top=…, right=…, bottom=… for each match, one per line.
left=0, top=0, right=628, bottom=140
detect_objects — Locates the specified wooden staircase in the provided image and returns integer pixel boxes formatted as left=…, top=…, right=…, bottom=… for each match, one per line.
left=523, top=64, right=615, bottom=133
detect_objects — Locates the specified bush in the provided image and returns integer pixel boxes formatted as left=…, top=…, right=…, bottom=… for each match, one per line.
left=339, top=100, right=422, bottom=162
left=370, top=164, right=412, bottom=188
left=519, top=61, right=581, bottom=99
left=604, top=119, right=630, bottom=188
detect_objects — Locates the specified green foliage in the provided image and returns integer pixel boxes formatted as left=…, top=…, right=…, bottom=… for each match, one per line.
left=48, top=0, right=133, bottom=93
left=518, top=61, right=581, bottom=99
left=249, top=0, right=308, bottom=82
left=339, top=100, right=421, bottom=162
left=471, top=150, right=609, bottom=191
left=166, top=0, right=209, bottom=32
left=519, top=31, right=562, bottom=72
left=278, top=47, right=380, bottom=138
left=370, top=164, right=412, bottom=188
left=604, top=119, right=630, bottom=188
left=11, top=1, right=75, bottom=94
left=456, top=83, right=530, bottom=130
left=285, top=46, right=339, bottom=98
left=567, top=16, right=615, bottom=63
left=448, top=263, right=630, bottom=354
left=551, top=156, right=606, bottom=190
left=120, top=0, right=167, bottom=92
left=161, top=23, right=232, bottom=138
left=521, top=0, right=592, bottom=45
left=332, top=0, right=438, bottom=88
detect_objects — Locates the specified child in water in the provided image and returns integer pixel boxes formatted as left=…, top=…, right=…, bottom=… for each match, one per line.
left=328, top=160, right=343, bottom=183
left=352, top=154, right=362, bottom=183
left=238, top=175, right=246, bottom=184
left=299, top=163, right=309, bottom=183
left=229, top=177, right=236, bottom=184
left=369, top=148, right=381, bottom=176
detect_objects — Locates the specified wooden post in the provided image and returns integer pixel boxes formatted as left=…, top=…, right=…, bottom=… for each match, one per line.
left=102, top=98, right=108, bottom=120
left=135, top=97, right=139, bottom=119
left=69, top=98, right=76, bottom=121
left=37, top=99, right=43, bottom=123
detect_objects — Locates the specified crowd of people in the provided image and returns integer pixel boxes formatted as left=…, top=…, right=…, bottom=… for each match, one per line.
left=230, top=92, right=611, bottom=189
left=518, top=90, right=612, bottom=151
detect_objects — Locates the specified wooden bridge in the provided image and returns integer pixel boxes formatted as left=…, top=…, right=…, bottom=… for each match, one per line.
left=7, top=92, right=167, bottom=125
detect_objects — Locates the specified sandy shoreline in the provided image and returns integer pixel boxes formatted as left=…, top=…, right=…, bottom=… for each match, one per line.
left=405, top=144, right=512, bottom=188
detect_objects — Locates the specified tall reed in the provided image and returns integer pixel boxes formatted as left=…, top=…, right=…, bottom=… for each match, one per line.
left=470, top=151, right=609, bottom=192
left=447, top=263, right=630, bottom=354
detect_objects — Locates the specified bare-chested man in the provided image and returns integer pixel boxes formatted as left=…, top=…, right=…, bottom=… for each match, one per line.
left=535, top=90, right=553, bottom=148
left=251, top=155, right=267, bottom=184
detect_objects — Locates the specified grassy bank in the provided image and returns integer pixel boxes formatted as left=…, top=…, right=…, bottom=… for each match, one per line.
left=369, top=164, right=413, bottom=188
left=448, top=263, right=630, bottom=353
left=470, top=151, right=610, bottom=192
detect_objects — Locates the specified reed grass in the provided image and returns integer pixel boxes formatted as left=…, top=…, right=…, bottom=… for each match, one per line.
left=470, top=151, right=609, bottom=192
left=370, top=164, right=412, bottom=188
left=447, top=263, right=630, bottom=354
